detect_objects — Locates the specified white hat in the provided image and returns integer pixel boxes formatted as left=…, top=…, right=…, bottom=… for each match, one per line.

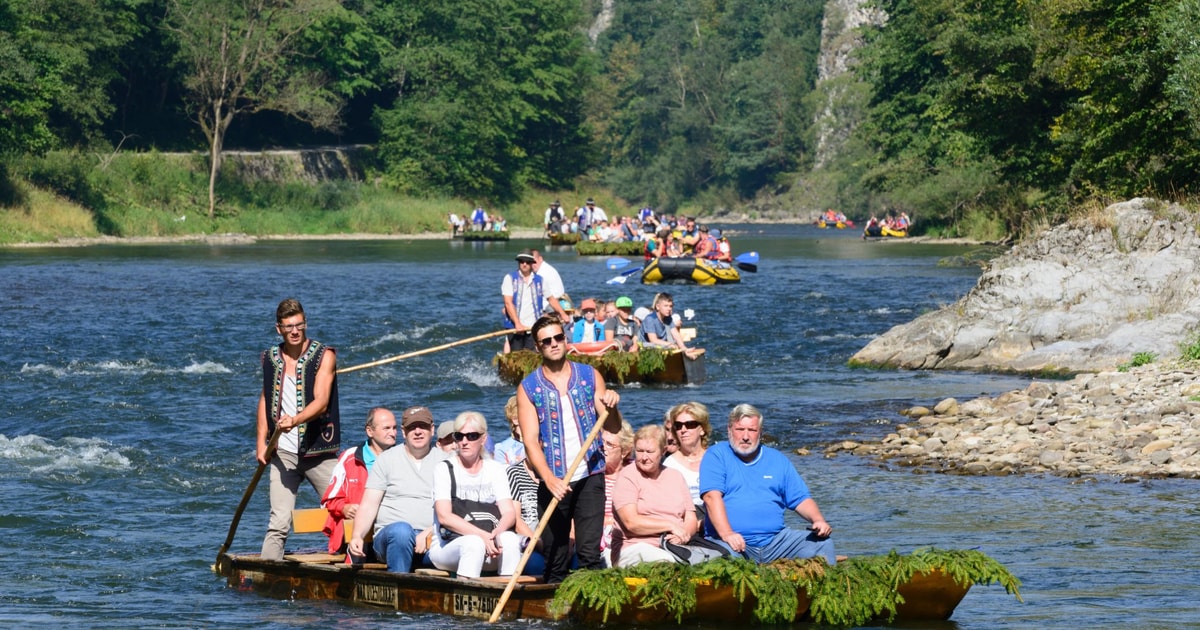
left=634, top=307, right=651, bottom=321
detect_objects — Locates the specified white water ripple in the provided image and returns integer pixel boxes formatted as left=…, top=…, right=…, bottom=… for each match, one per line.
left=0, top=434, right=133, bottom=475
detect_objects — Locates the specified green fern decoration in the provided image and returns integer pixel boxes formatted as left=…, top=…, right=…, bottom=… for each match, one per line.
left=549, top=566, right=632, bottom=622
left=626, top=562, right=698, bottom=622
left=575, top=241, right=645, bottom=256
left=547, top=548, right=1022, bottom=626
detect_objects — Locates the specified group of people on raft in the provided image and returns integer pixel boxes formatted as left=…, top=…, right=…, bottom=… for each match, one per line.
left=862, top=212, right=911, bottom=238
left=448, top=207, right=508, bottom=236
left=543, top=199, right=735, bottom=261
left=501, top=248, right=703, bottom=358
left=256, top=299, right=834, bottom=584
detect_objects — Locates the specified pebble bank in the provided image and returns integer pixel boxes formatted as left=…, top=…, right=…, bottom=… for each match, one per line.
left=826, top=363, right=1200, bottom=479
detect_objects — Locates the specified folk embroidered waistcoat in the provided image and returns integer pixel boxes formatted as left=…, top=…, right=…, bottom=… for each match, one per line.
left=261, top=340, right=340, bottom=458
left=519, top=362, right=604, bottom=479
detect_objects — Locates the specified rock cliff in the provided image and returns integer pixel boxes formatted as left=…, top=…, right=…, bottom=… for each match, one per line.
left=850, top=198, right=1200, bottom=373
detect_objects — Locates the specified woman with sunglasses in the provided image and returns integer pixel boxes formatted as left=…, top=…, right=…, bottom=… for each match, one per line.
left=427, top=411, right=522, bottom=579
left=662, top=402, right=712, bottom=530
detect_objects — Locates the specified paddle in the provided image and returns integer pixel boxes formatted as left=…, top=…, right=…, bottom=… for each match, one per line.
left=735, top=251, right=759, bottom=273
left=605, top=257, right=631, bottom=270
left=337, top=329, right=511, bottom=374
left=217, top=426, right=284, bottom=563
left=488, top=409, right=611, bottom=623
left=606, top=265, right=643, bottom=284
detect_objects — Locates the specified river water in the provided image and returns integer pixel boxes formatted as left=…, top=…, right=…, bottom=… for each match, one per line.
left=2, top=225, right=1196, bottom=629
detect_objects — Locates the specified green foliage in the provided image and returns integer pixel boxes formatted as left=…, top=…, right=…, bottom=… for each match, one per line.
left=372, top=0, right=591, bottom=204
left=593, top=0, right=824, bottom=211
left=1117, top=351, right=1157, bottom=372
left=0, top=0, right=140, bottom=156
left=496, top=347, right=672, bottom=385
left=166, top=0, right=349, bottom=216
left=1180, top=333, right=1200, bottom=362
left=574, top=241, right=644, bottom=256
left=548, top=563, right=633, bottom=622
left=550, top=549, right=1022, bottom=626
left=460, top=231, right=510, bottom=241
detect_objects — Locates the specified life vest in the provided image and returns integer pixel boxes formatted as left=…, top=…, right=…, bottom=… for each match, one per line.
left=701, top=236, right=720, bottom=260
left=502, top=271, right=544, bottom=329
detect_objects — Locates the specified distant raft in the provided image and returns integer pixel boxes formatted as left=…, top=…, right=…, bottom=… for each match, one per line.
left=641, top=257, right=741, bottom=285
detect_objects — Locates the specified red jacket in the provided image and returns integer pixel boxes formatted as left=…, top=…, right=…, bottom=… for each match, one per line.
left=320, top=443, right=370, bottom=553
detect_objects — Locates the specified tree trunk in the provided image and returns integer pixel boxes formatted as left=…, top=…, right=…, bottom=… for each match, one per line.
left=207, top=100, right=224, bottom=219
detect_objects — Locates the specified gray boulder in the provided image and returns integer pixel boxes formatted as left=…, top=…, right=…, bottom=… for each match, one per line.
left=850, top=198, right=1200, bottom=373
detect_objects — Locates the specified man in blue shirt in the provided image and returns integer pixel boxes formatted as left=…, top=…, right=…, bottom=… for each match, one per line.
left=700, top=404, right=836, bottom=564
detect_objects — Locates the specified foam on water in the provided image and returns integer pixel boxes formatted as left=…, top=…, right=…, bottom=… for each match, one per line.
left=0, top=434, right=132, bottom=476
left=455, top=362, right=504, bottom=388
left=181, top=361, right=233, bottom=374
left=21, top=359, right=232, bottom=377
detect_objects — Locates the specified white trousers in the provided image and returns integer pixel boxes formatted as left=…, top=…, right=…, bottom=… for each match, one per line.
left=428, top=530, right=522, bottom=579
left=616, top=542, right=678, bottom=568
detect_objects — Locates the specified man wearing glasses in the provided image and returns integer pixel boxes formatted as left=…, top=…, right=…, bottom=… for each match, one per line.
left=256, top=298, right=341, bottom=561
left=516, top=314, right=622, bottom=583
left=501, top=249, right=545, bottom=353
left=348, top=406, right=450, bottom=572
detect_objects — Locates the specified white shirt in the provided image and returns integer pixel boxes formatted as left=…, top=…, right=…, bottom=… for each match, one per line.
left=557, top=393, right=587, bottom=482
left=501, top=271, right=540, bottom=327
left=591, top=206, right=608, bottom=223
left=537, top=261, right=566, bottom=307
left=277, top=374, right=299, bottom=454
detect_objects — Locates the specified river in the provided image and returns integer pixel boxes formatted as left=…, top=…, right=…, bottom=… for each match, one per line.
left=1, top=225, right=1196, bottom=628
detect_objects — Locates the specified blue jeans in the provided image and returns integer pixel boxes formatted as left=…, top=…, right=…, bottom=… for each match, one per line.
left=714, top=528, right=837, bottom=565
left=373, top=521, right=418, bottom=573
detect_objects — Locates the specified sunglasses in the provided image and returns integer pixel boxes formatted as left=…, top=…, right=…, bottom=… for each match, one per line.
left=404, top=422, right=432, bottom=433
left=538, top=332, right=566, bottom=347
left=676, top=420, right=702, bottom=430
left=453, top=431, right=484, bottom=442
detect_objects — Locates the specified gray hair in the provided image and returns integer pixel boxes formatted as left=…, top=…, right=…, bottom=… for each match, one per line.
left=728, top=403, right=763, bottom=427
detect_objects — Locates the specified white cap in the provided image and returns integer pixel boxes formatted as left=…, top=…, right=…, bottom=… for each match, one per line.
left=634, top=307, right=651, bottom=321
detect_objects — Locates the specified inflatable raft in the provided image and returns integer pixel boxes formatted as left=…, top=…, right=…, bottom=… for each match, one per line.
left=641, top=257, right=741, bottom=285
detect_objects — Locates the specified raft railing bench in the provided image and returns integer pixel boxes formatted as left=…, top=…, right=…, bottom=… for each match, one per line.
left=285, top=507, right=380, bottom=566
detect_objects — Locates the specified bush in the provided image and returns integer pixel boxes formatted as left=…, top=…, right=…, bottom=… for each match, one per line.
left=18, top=151, right=108, bottom=210
left=1117, top=351, right=1157, bottom=372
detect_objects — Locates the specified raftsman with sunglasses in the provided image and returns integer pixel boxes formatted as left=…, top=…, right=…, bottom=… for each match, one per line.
left=516, top=314, right=624, bottom=584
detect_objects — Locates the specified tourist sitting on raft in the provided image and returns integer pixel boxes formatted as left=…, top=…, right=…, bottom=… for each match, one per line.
left=661, top=401, right=711, bottom=530
left=427, top=411, right=523, bottom=579
left=641, top=293, right=703, bottom=360
left=609, top=424, right=696, bottom=567
left=602, top=420, right=636, bottom=566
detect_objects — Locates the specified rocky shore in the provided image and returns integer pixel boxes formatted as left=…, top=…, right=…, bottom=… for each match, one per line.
left=826, top=362, right=1200, bottom=480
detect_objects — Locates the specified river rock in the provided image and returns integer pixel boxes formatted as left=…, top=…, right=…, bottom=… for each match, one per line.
left=849, top=198, right=1200, bottom=373
left=847, top=363, right=1200, bottom=479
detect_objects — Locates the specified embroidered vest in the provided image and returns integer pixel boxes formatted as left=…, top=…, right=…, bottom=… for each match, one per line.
left=261, top=340, right=340, bottom=458
left=519, top=362, right=604, bottom=479
left=502, top=271, right=544, bottom=329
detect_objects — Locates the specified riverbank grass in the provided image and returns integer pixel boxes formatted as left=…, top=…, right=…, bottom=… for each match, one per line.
left=1, top=150, right=629, bottom=244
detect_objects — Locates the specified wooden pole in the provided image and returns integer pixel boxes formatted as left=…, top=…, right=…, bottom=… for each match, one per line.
left=337, top=329, right=511, bottom=375
left=217, top=426, right=283, bottom=562
left=488, top=410, right=610, bottom=623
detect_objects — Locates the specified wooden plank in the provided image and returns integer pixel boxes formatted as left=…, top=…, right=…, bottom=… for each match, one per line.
left=293, top=508, right=329, bottom=534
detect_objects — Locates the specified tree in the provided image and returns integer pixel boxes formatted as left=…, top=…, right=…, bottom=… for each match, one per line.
left=370, top=0, right=591, bottom=202
left=166, top=0, right=345, bottom=217
left=1, top=0, right=142, bottom=158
